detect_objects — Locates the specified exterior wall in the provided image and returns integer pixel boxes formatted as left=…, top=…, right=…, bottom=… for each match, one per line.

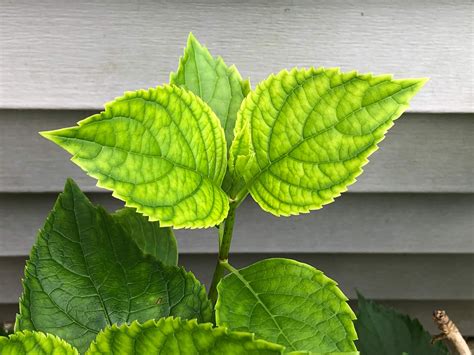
left=1, top=0, right=473, bottom=335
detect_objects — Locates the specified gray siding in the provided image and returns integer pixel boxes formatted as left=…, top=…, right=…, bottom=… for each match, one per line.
left=0, top=0, right=472, bottom=336
left=0, top=0, right=472, bottom=112
left=1, top=111, right=473, bottom=193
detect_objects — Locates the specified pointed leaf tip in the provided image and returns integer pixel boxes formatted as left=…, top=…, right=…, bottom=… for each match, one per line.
left=187, top=31, right=198, bottom=44
left=229, top=67, right=427, bottom=216
left=171, top=33, right=249, bottom=148
left=38, top=85, right=229, bottom=229
left=63, top=177, right=80, bottom=193
left=18, top=181, right=212, bottom=352
left=38, top=130, right=54, bottom=140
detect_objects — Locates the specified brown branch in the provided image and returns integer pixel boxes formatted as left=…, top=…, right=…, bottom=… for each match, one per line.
left=432, top=310, right=471, bottom=355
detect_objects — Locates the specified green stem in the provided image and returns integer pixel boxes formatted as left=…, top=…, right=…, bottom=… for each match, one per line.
left=208, top=202, right=237, bottom=306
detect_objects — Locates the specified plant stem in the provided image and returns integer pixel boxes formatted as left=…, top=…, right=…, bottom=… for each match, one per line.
left=208, top=202, right=237, bottom=307
left=432, top=310, right=471, bottom=355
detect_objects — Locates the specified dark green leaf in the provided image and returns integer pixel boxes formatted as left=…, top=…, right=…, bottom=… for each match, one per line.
left=355, top=294, right=448, bottom=355
left=113, top=208, right=178, bottom=266
left=16, top=179, right=212, bottom=353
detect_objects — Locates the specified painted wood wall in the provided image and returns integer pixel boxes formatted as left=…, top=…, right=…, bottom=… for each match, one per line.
left=1, top=0, right=473, bottom=335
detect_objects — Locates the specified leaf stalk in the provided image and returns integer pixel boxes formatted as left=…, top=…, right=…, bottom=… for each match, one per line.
left=208, top=201, right=237, bottom=307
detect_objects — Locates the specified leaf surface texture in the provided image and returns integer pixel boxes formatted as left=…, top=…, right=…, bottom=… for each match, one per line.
left=355, top=295, right=447, bottom=355
left=41, top=85, right=229, bottom=228
left=86, top=318, right=284, bottom=354
left=17, top=179, right=212, bottom=353
left=230, top=68, right=426, bottom=215
left=216, top=258, right=357, bottom=353
left=0, top=331, right=79, bottom=355
left=113, top=207, right=178, bottom=266
left=170, top=33, right=250, bottom=147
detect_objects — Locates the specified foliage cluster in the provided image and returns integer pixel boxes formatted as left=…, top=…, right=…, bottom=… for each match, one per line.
left=1, top=34, right=446, bottom=355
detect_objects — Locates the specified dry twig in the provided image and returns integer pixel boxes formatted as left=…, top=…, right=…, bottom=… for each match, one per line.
left=432, top=310, right=471, bottom=355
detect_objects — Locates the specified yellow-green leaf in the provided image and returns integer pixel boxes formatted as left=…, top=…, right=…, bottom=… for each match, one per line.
left=230, top=68, right=427, bottom=215
left=41, top=85, right=229, bottom=228
left=170, top=33, right=250, bottom=147
left=86, top=318, right=284, bottom=354
left=0, top=331, right=79, bottom=355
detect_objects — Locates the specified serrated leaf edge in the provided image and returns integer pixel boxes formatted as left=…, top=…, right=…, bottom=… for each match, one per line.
left=0, top=330, right=79, bottom=354
left=16, top=179, right=213, bottom=336
left=86, top=317, right=285, bottom=354
left=40, top=85, right=230, bottom=229
left=231, top=67, right=427, bottom=216
left=215, top=257, right=358, bottom=352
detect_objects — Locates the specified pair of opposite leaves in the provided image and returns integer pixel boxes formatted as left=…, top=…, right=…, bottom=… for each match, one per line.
left=13, top=179, right=358, bottom=354
left=41, top=33, right=427, bottom=229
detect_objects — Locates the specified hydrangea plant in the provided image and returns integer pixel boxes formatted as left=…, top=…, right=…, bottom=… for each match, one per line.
left=1, top=33, right=447, bottom=354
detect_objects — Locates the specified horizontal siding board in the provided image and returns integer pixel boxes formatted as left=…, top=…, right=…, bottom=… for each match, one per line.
left=0, top=0, right=472, bottom=112
left=2, top=301, right=472, bottom=336
left=1, top=110, right=473, bottom=193
left=1, top=254, right=473, bottom=304
left=1, top=193, right=473, bottom=256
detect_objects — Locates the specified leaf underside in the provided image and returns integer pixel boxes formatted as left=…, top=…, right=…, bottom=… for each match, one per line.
left=355, top=294, right=448, bottom=355
left=86, top=317, right=284, bottom=355
left=41, top=85, right=229, bottom=229
left=216, top=258, right=357, bottom=353
left=230, top=67, right=426, bottom=215
left=0, top=331, right=79, bottom=355
left=16, top=179, right=212, bottom=353
left=112, top=207, right=178, bottom=266
left=170, top=33, right=250, bottom=148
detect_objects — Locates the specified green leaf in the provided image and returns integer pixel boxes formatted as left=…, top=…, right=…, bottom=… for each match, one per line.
left=112, top=207, right=178, bottom=266
left=355, top=294, right=448, bottom=355
left=0, top=331, right=79, bottom=355
left=86, top=317, right=285, bottom=354
left=230, top=68, right=427, bottom=214
left=16, top=179, right=212, bottom=353
left=40, top=85, right=229, bottom=228
left=170, top=33, right=250, bottom=148
left=215, top=258, right=357, bottom=353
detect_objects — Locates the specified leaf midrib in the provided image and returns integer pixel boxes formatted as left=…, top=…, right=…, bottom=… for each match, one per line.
left=70, top=192, right=113, bottom=327
left=241, top=81, right=417, bottom=197
left=223, top=262, right=296, bottom=351
left=62, top=135, right=217, bottom=189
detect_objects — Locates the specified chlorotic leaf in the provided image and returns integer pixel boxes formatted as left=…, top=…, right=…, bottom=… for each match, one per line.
left=0, top=331, right=79, bottom=355
left=355, top=294, right=448, bottom=355
left=230, top=68, right=427, bottom=214
left=113, top=207, right=178, bottom=266
left=86, top=317, right=284, bottom=354
left=16, top=179, right=212, bottom=353
left=40, top=85, right=229, bottom=228
left=222, top=116, right=253, bottom=197
left=216, top=258, right=357, bottom=353
left=170, top=33, right=250, bottom=147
